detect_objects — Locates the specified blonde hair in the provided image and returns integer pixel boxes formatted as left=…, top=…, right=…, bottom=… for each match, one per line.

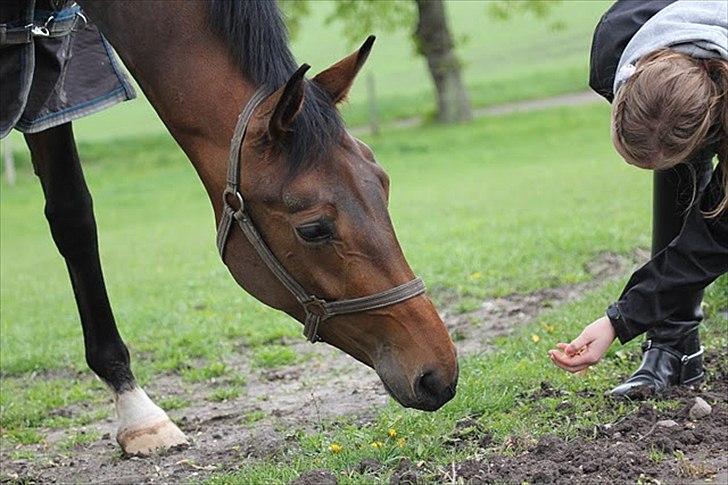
left=611, top=49, right=728, bottom=217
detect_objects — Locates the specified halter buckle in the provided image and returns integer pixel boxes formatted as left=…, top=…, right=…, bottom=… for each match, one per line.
left=303, top=297, right=328, bottom=319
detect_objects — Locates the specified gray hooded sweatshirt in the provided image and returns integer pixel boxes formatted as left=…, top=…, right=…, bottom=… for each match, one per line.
left=614, top=0, right=728, bottom=94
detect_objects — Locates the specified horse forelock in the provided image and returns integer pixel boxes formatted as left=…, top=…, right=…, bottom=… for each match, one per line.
left=207, top=0, right=344, bottom=172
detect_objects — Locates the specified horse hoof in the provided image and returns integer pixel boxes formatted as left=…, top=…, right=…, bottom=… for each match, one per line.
left=117, top=417, right=189, bottom=456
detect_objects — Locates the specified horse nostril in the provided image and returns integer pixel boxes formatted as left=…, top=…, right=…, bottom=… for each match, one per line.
left=418, top=371, right=439, bottom=397
left=416, top=370, right=456, bottom=409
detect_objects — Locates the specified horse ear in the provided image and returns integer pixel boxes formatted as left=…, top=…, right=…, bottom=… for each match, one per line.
left=313, top=35, right=375, bottom=104
left=267, top=64, right=311, bottom=139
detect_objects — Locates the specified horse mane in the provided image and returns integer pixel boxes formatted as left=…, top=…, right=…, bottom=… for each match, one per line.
left=207, top=0, right=343, bottom=171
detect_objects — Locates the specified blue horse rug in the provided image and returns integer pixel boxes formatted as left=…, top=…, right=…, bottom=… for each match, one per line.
left=0, top=0, right=135, bottom=139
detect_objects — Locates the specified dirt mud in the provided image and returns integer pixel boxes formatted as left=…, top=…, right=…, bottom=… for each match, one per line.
left=450, top=348, right=728, bottom=484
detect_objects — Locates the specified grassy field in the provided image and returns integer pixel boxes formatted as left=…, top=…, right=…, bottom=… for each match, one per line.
left=2, top=99, right=726, bottom=482
left=1, top=103, right=646, bottom=377
left=3, top=0, right=608, bottom=147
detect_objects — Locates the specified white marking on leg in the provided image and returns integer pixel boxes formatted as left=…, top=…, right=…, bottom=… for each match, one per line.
left=115, top=387, right=167, bottom=430
left=115, top=386, right=188, bottom=455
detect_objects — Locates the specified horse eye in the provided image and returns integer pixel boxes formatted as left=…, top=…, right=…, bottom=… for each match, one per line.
left=295, top=219, right=334, bottom=243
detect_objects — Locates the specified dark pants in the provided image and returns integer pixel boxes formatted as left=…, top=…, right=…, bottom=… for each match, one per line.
left=647, top=156, right=713, bottom=348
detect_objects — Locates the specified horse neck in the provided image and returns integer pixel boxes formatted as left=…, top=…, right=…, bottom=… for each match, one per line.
left=78, top=1, right=255, bottom=208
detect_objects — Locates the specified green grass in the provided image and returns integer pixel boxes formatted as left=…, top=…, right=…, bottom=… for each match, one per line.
left=158, top=396, right=190, bottom=411
left=2, top=0, right=607, bottom=148
left=181, top=361, right=228, bottom=384
left=4, top=429, right=44, bottom=446
left=209, top=386, right=243, bottom=403
left=2, top=102, right=725, bottom=480
left=252, top=345, right=300, bottom=369
left=59, top=429, right=101, bottom=450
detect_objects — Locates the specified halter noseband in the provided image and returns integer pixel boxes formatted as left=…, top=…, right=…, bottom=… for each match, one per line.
left=216, top=87, right=426, bottom=343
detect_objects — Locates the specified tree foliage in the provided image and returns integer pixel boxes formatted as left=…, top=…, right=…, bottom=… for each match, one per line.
left=488, top=0, right=564, bottom=31
left=281, top=0, right=413, bottom=45
left=487, top=0, right=562, bottom=21
left=282, top=0, right=561, bottom=44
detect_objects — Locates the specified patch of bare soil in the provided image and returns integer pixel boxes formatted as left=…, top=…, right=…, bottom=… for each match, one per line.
left=445, top=250, right=642, bottom=354
left=0, top=338, right=391, bottom=484
left=0, top=249, right=668, bottom=484
left=450, top=348, right=728, bottom=485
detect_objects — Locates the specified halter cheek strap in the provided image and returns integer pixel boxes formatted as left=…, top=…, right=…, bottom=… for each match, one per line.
left=216, top=87, right=426, bottom=342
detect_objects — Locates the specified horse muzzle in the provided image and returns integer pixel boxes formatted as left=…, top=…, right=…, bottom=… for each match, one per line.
left=375, top=354, right=459, bottom=411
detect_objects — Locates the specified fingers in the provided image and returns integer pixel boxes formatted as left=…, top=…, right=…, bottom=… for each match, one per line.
left=555, top=341, right=587, bottom=359
left=549, top=354, right=589, bottom=373
left=564, top=332, right=591, bottom=356
left=548, top=349, right=596, bottom=373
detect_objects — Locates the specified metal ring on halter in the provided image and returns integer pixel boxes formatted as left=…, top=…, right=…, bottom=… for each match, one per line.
left=223, top=187, right=245, bottom=214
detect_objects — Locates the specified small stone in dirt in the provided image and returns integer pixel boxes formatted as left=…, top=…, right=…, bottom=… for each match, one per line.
left=290, top=469, right=338, bottom=485
left=656, top=419, right=679, bottom=428
left=357, top=458, right=382, bottom=474
left=689, top=397, right=712, bottom=420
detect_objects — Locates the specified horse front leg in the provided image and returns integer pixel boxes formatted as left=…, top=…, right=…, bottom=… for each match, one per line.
left=24, top=123, right=188, bottom=456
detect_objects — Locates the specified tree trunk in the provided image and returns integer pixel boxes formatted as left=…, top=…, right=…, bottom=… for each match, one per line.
left=414, top=0, right=472, bottom=123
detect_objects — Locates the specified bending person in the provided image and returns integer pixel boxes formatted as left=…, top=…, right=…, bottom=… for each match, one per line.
left=549, top=0, right=728, bottom=397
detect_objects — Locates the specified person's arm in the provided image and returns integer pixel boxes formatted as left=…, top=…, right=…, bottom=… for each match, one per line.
left=550, top=167, right=727, bottom=371
left=610, top=168, right=728, bottom=344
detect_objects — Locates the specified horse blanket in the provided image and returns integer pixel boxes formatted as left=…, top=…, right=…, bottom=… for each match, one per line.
left=0, top=0, right=135, bottom=139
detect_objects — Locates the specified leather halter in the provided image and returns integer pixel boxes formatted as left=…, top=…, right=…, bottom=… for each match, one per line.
left=216, top=87, right=426, bottom=342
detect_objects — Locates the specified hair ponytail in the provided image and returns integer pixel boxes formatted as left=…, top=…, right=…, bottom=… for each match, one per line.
left=703, top=58, right=728, bottom=218
left=611, top=50, right=728, bottom=217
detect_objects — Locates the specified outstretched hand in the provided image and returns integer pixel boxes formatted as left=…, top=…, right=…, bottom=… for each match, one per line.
left=549, top=315, right=616, bottom=373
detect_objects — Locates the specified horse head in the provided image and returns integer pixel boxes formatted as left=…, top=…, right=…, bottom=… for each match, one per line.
left=222, top=38, right=458, bottom=411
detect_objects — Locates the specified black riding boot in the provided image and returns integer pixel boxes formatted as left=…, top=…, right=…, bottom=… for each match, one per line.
left=610, top=157, right=713, bottom=399
left=610, top=329, right=704, bottom=398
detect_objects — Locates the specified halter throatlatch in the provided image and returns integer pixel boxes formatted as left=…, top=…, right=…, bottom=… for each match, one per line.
left=216, top=87, right=426, bottom=342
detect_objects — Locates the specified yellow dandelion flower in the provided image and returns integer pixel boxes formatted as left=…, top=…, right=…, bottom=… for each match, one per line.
left=329, top=443, right=343, bottom=454
left=542, top=324, right=555, bottom=334
left=469, top=271, right=482, bottom=281
left=531, top=334, right=540, bottom=343
left=371, top=441, right=384, bottom=449
left=387, top=428, right=397, bottom=438
left=397, top=437, right=406, bottom=448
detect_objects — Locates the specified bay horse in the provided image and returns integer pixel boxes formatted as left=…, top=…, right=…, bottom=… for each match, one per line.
left=24, top=0, right=458, bottom=455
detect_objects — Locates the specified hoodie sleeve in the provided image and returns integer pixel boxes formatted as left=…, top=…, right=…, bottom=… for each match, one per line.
left=610, top=167, right=728, bottom=344
left=589, top=0, right=677, bottom=103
